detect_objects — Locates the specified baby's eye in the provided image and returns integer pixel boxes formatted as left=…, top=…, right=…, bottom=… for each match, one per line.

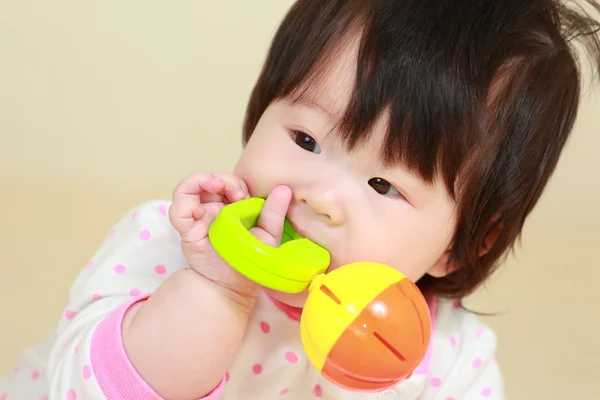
left=293, top=131, right=321, bottom=154
left=368, top=178, right=402, bottom=197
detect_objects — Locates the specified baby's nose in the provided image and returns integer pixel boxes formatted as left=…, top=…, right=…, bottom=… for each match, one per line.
left=295, top=186, right=345, bottom=226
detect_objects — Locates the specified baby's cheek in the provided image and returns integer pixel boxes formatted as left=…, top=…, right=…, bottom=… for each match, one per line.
left=324, top=253, right=352, bottom=275
left=234, top=168, right=269, bottom=198
left=354, top=234, right=443, bottom=282
left=235, top=158, right=290, bottom=199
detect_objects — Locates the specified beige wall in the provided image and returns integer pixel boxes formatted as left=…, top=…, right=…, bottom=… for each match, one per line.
left=1, top=2, right=599, bottom=399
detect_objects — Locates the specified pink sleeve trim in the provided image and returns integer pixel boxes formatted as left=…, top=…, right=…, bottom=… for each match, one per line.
left=90, top=295, right=225, bottom=400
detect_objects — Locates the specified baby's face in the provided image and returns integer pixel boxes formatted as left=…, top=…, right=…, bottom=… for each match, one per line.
left=234, top=45, right=457, bottom=308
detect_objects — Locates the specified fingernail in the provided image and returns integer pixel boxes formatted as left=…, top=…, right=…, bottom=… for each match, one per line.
left=238, top=190, right=246, bottom=199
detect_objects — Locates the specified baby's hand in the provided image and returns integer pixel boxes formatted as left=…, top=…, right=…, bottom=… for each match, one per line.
left=169, top=171, right=292, bottom=299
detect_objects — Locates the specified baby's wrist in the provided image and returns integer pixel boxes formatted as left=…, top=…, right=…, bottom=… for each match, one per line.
left=187, top=267, right=259, bottom=315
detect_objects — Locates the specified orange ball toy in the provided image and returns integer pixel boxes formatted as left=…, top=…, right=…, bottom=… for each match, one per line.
left=300, top=262, right=432, bottom=392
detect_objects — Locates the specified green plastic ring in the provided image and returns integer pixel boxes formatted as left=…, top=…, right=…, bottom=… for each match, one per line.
left=208, top=197, right=330, bottom=293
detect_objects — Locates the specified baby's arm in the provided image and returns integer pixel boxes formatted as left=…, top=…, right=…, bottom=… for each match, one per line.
left=46, top=173, right=291, bottom=400
left=120, top=267, right=251, bottom=399
left=47, top=200, right=208, bottom=399
left=119, top=175, right=291, bottom=399
left=120, top=267, right=254, bottom=399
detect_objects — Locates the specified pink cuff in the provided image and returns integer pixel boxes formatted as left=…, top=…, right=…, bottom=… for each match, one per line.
left=90, top=295, right=225, bottom=399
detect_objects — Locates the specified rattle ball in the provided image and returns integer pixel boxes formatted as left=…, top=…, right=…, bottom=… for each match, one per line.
left=301, top=263, right=431, bottom=392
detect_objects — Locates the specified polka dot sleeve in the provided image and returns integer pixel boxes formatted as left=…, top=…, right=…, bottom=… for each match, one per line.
left=418, top=300, right=505, bottom=399
left=44, top=200, right=224, bottom=399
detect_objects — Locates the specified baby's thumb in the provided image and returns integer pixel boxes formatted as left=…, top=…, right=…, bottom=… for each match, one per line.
left=249, top=186, right=293, bottom=246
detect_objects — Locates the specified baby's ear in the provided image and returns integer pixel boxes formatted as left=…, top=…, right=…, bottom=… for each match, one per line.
left=479, top=220, right=503, bottom=257
left=427, top=217, right=504, bottom=278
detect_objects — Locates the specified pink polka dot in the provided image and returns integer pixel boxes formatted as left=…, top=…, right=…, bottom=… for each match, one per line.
left=158, top=204, right=168, bottom=215
left=252, top=364, right=262, bottom=374
left=114, top=264, right=126, bottom=274
left=64, top=310, right=76, bottom=320
left=285, top=351, right=298, bottom=363
left=476, top=328, right=486, bottom=339
left=66, top=389, right=77, bottom=400
left=1, top=392, right=7, bottom=400
left=131, top=210, right=137, bottom=219
left=430, top=377, right=442, bottom=388
left=75, top=344, right=79, bottom=354
left=446, top=397, right=455, bottom=400
left=91, top=294, right=103, bottom=301
left=84, top=261, right=93, bottom=269
left=39, top=396, right=49, bottom=400
left=260, top=321, right=270, bottom=333
left=472, top=357, right=483, bottom=369
left=481, top=387, right=492, bottom=397
left=109, top=228, right=116, bottom=237
left=225, top=372, right=230, bottom=382
left=31, top=370, right=40, bottom=381
left=449, top=336, right=457, bottom=347
left=82, top=365, right=92, bottom=380
left=154, top=264, right=167, bottom=275
left=138, top=230, right=151, bottom=240
left=313, top=384, right=323, bottom=397
left=129, top=288, right=141, bottom=296
left=280, top=388, right=289, bottom=395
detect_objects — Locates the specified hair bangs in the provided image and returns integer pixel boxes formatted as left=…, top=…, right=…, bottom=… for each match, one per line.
left=270, top=1, right=484, bottom=198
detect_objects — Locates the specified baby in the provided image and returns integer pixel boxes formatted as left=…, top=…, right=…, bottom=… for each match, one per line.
left=2, top=0, right=600, bottom=399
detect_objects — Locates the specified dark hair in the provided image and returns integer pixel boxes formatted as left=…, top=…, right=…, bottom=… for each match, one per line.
left=242, top=0, right=600, bottom=299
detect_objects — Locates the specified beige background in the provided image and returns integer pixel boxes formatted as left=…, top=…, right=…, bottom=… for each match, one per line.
left=1, top=1, right=599, bottom=399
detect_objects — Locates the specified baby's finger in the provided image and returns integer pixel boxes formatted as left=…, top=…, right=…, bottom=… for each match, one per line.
left=250, top=186, right=293, bottom=246
left=222, top=184, right=246, bottom=204
left=169, top=193, right=206, bottom=235
left=174, top=171, right=224, bottom=198
left=239, top=178, right=251, bottom=198
left=212, top=172, right=249, bottom=203
left=180, top=202, right=225, bottom=245
left=171, top=172, right=224, bottom=232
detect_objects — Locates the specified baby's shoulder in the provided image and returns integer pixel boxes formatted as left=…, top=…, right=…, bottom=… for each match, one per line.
left=124, top=199, right=173, bottom=223
left=433, top=298, right=498, bottom=351
left=419, top=298, right=504, bottom=398
left=110, top=199, right=176, bottom=235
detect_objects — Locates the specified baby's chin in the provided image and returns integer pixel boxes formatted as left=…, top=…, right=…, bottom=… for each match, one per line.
left=264, top=288, right=309, bottom=309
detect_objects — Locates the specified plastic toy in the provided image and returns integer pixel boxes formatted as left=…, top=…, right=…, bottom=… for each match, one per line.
left=209, top=197, right=432, bottom=392
left=208, top=197, right=330, bottom=293
left=301, top=263, right=431, bottom=391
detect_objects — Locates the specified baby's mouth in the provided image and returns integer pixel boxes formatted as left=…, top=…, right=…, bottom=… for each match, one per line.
left=287, top=216, right=310, bottom=238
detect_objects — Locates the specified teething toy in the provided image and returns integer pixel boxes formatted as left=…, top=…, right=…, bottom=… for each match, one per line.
left=209, top=197, right=432, bottom=392
left=209, top=197, right=330, bottom=293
